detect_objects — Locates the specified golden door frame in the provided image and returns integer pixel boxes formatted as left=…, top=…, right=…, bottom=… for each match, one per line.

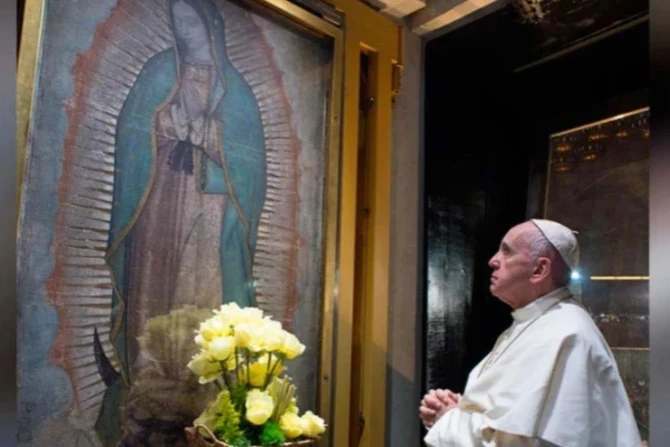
left=326, top=1, right=400, bottom=446
left=18, top=0, right=400, bottom=446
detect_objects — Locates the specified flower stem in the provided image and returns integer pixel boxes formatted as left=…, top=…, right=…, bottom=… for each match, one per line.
left=220, top=361, right=232, bottom=393
left=235, top=348, right=240, bottom=384
left=246, top=350, right=251, bottom=387
left=264, top=353, right=281, bottom=388
left=264, top=353, right=273, bottom=388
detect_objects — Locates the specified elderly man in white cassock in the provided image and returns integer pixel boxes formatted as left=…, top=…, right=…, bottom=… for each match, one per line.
left=419, top=219, right=642, bottom=447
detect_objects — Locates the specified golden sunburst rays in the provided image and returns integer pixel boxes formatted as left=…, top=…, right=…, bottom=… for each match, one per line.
left=49, top=0, right=173, bottom=431
left=215, top=0, right=301, bottom=328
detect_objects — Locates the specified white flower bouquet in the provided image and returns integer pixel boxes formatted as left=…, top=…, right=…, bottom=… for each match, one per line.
left=184, top=303, right=326, bottom=447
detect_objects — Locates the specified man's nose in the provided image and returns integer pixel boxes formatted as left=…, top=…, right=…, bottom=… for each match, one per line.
left=488, top=254, right=499, bottom=268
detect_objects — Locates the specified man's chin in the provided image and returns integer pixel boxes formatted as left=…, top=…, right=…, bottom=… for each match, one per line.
left=489, top=287, right=507, bottom=304
left=490, top=291, right=515, bottom=308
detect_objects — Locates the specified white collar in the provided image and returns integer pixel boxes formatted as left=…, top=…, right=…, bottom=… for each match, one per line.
left=511, top=287, right=573, bottom=322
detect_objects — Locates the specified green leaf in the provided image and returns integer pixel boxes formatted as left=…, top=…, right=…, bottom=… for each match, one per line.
left=196, top=390, right=249, bottom=446
left=230, top=384, right=248, bottom=412
left=259, top=421, right=286, bottom=446
left=226, top=435, right=252, bottom=447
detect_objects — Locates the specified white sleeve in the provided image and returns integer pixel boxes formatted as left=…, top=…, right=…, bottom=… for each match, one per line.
left=424, top=408, right=487, bottom=447
left=424, top=409, right=557, bottom=447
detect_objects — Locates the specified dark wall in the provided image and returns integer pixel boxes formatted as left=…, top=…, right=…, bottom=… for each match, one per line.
left=423, top=11, right=527, bottom=392
left=422, top=9, right=648, bottom=396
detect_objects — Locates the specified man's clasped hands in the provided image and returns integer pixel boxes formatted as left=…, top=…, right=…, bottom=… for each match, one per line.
left=419, top=389, right=462, bottom=429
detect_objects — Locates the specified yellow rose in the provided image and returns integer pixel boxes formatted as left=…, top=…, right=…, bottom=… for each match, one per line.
left=198, top=321, right=217, bottom=342
left=261, top=318, right=282, bottom=333
left=238, top=307, right=264, bottom=325
left=280, top=333, right=306, bottom=360
left=262, top=326, right=286, bottom=352
left=226, top=355, right=239, bottom=371
left=241, top=361, right=267, bottom=387
left=286, top=398, right=299, bottom=414
left=210, top=316, right=230, bottom=334
left=262, top=354, right=285, bottom=376
left=279, top=412, right=304, bottom=439
left=218, top=302, right=242, bottom=315
left=239, top=354, right=284, bottom=387
left=235, top=324, right=265, bottom=353
left=194, top=333, right=209, bottom=350
left=233, top=324, right=254, bottom=347
left=301, top=411, right=326, bottom=438
left=208, top=335, right=236, bottom=361
left=246, top=405, right=273, bottom=426
left=198, top=317, right=231, bottom=342
left=216, top=302, right=242, bottom=325
left=187, top=351, right=222, bottom=384
left=234, top=324, right=254, bottom=349
left=245, top=389, right=274, bottom=425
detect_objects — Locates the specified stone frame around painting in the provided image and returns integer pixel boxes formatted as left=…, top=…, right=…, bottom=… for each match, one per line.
left=17, top=0, right=344, bottom=445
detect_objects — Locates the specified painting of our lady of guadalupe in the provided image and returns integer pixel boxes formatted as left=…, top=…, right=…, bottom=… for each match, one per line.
left=17, top=0, right=335, bottom=445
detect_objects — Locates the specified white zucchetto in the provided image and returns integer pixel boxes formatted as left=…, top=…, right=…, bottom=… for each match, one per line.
left=531, top=219, right=580, bottom=271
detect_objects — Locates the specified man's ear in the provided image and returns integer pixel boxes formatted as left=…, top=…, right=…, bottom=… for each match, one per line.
left=530, top=257, right=552, bottom=283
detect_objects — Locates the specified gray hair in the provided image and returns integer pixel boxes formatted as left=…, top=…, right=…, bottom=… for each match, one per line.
left=525, top=224, right=571, bottom=287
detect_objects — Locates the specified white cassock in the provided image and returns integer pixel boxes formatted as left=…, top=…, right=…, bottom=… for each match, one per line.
left=425, top=287, right=642, bottom=447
